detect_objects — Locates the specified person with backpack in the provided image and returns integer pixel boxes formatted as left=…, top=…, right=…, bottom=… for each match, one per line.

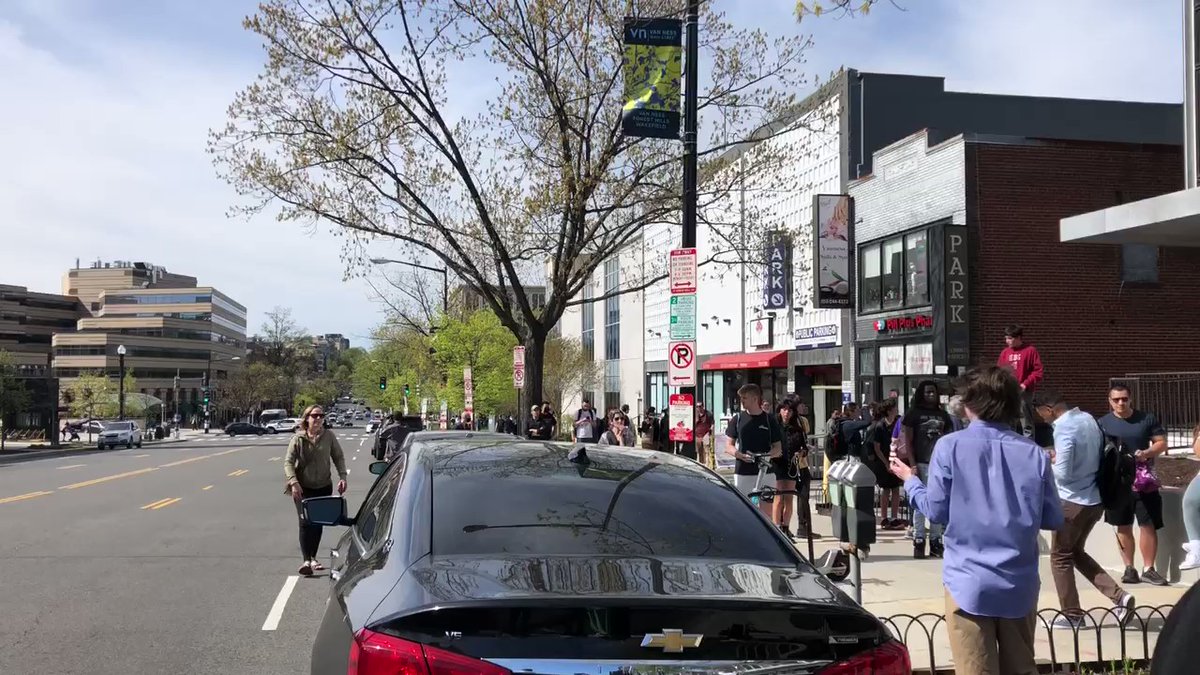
left=1099, top=384, right=1170, bottom=586
left=902, top=380, right=954, bottom=559
left=725, top=384, right=783, bottom=517
left=1033, top=390, right=1135, bottom=629
left=572, top=400, right=599, bottom=444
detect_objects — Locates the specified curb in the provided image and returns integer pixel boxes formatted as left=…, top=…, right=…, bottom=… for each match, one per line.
left=0, top=436, right=188, bottom=465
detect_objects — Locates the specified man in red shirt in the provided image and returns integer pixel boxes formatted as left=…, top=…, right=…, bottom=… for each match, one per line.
left=997, top=324, right=1044, bottom=438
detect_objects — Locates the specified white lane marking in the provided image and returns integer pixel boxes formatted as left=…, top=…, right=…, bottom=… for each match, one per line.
left=262, top=575, right=300, bottom=631
left=57, top=464, right=86, bottom=470
left=352, top=455, right=357, bottom=461
left=359, top=439, right=365, bottom=447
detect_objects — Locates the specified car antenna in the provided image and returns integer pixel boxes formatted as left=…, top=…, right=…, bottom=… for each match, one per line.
left=568, top=445, right=589, bottom=464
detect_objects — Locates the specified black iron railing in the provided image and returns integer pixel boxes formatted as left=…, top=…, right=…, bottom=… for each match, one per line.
left=881, top=603, right=1174, bottom=674
left=1112, top=372, right=1200, bottom=449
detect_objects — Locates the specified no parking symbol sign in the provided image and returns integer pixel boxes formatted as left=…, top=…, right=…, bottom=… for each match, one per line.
left=668, top=341, right=696, bottom=387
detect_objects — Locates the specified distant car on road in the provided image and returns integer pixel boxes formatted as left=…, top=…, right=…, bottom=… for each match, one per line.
left=301, top=439, right=909, bottom=673
left=98, top=421, right=142, bottom=450
left=225, top=422, right=267, bottom=436
left=265, top=418, right=299, bottom=434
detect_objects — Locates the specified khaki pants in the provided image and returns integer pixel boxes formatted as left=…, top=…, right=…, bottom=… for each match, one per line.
left=1051, top=501, right=1123, bottom=616
left=945, top=589, right=1036, bottom=675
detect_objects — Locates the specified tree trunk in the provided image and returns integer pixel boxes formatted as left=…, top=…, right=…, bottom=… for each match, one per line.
left=521, top=331, right=548, bottom=437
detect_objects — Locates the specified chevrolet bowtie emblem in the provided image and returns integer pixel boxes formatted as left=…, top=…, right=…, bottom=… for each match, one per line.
left=641, top=629, right=703, bottom=653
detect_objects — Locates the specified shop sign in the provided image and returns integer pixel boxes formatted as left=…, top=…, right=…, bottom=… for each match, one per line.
left=749, top=317, right=773, bottom=347
left=873, top=314, right=933, bottom=334
left=763, top=236, right=790, bottom=310
left=905, top=343, right=934, bottom=375
left=794, top=323, right=839, bottom=350
left=812, top=194, right=854, bottom=308
left=943, top=225, right=970, bottom=365
left=879, top=345, right=905, bottom=375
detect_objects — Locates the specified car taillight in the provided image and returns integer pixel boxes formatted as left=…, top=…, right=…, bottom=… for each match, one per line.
left=819, top=641, right=910, bottom=674
left=348, top=628, right=511, bottom=675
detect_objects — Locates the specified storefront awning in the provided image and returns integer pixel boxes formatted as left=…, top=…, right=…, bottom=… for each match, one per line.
left=1060, top=187, right=1200, bottom=246
left=700, top=350, right=788, bottom=371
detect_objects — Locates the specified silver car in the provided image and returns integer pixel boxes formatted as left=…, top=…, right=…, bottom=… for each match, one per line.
left=98, top=421, right=143, bottom=450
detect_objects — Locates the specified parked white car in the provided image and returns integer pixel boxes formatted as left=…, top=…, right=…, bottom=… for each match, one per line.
left=265, top=418, right=299, bottom=434
left=98, top=421, right=142, bottom=450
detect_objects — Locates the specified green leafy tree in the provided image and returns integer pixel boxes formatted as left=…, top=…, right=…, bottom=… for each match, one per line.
left=65, top=371, right=116, bottom=439
left=0, top=351, right=32, bottom=451
left=431, top=310, right=518, bottom=417
left=212, top=0, right=812, bottom=409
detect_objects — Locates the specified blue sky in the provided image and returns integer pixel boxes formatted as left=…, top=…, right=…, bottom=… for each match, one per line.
left=0, top=0, right=1183, bottom=345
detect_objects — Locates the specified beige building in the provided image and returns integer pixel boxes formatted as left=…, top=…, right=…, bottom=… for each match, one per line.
left=0, top=284, right=85, bottom=374
left=52, top=261, right=247, bottom=420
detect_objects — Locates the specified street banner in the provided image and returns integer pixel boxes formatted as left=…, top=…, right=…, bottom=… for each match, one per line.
left=813, top=194, right=854, bottom=308
left=669, top=393, right=694, bottom=442
left=621, top=17, right=683, bottom=139
left=764, top=235, right=790, bottom=309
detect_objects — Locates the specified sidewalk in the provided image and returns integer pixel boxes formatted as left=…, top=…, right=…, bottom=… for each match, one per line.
left=0, top=431, right=196, bottom=464
left=787, top=494, right=1195, bottom=670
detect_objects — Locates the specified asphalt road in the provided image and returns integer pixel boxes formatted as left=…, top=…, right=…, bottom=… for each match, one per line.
left=0, top=426, right=378, bottom=675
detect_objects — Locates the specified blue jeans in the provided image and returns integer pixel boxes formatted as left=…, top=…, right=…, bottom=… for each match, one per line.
left=1184, top=473, right=1200, bottom=541
left=914, top=463, right=943, bottom=541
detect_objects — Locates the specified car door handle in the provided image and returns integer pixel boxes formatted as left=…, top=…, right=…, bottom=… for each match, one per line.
left=330, top=569, right=342, bottom=581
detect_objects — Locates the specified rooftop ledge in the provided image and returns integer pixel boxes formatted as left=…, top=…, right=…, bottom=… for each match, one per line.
left=1060, top=187, right=1200, bottom=246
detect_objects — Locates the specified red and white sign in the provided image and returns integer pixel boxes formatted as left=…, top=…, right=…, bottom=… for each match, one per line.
left=669, top=393, right=694, bottom=442
left=513, top=346, right=525, bottom=367
left=669, top=248, right=698, bottom=295
left=513, top=365, right=526, bottom=389
left=749, top=317, right=772, bottom=347
left=463, top=367, right=474, bottom=413
left=668, top=340, right=696, bottom=387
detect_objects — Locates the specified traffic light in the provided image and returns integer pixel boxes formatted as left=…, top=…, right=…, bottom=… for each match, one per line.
left=202, top=387, right=210, bottom=405
left=379, top=377, right=387, bottom=391
left=404, top=383, right=410, bottom=397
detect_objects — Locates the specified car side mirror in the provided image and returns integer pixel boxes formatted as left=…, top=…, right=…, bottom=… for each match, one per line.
left=369, top=461, right=389, bottom=476
left=303, top=496, right=353, bottom=527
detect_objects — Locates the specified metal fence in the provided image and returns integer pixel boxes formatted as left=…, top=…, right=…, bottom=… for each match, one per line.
left=1112, top=372, right=1200, bottom=449
left=881, top=603, right=1173, bottom=674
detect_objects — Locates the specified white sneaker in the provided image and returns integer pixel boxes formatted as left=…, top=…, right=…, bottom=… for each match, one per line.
left=1114, top=593, right=1136, bottom=626
left=1182, top=541, right=1200, bottom=571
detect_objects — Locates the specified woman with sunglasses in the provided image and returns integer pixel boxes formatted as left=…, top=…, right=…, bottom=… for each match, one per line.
left=284, top=404, right=348, bottom=576
left=598, top=411, right=637, bottom=447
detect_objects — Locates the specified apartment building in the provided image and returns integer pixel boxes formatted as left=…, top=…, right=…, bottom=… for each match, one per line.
left=52, top=261, right=247, bottom=419
left=0, top=285, right=85, bottom=435
left=313, top=333, right=351, bottom=373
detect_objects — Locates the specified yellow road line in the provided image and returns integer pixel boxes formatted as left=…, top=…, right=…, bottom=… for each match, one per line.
left=268, top=457, right=281, bottom=461
left=228, top=469, right=248, bottom=477
left=60, top=467, right=157, bottom=490
left=149, top=497, right=181, bottom=510
left=202, top=485, right=214, bottom=491
left=0, top=491, right=53, bottom=505
left=141, top=497, right=174, bottom=510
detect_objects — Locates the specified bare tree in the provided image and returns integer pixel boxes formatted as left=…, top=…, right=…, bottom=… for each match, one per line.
left=212, top=0, right=819, bottom=406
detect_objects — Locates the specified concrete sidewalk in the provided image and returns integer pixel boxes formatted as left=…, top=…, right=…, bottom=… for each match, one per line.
left=787, top=494, right=1195, bottom=670
left=0, top=432, right=195, bottom=464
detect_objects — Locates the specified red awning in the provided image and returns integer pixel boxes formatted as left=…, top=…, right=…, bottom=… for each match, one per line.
left=699, top=350, right=788, bottom=371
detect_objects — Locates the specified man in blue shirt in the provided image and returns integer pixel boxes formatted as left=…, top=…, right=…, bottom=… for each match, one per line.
left=1034, top=390, right=1135, bottom=629
left=892, top=366, right=1063, bottom=674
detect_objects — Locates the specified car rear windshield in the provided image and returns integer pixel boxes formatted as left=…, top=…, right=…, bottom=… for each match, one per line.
left=430, top=445, right=794, bottom=564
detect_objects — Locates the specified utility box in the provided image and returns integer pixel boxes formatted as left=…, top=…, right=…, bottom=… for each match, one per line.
left=827, top=457, right=877, bottom=547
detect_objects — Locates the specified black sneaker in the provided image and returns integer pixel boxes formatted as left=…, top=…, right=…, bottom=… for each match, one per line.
left=1121, top=566, right=1141, bottom=584
left=929, top=539, right=944, bottom=558
left=880, top=517, right=892, bottom=529
left=913, top=538, right=926, bottom=559
left=1141, top=567, right=1168, bottom=586
left=780, top=526, right=795, bottom=540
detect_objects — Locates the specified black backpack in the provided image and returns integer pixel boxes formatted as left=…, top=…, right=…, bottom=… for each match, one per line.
left=841, top=420, right=872, bottom=461
left=1095, top=422, right=1135, bottom=508
left=826, top=419, right=846, bottom=459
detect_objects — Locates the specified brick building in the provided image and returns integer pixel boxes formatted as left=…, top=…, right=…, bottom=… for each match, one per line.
left=849, top=130, right=1200, bottom=416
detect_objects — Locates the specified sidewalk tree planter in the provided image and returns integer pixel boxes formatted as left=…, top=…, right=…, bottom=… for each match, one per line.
left=1154, top=456, right=1199, bottom=584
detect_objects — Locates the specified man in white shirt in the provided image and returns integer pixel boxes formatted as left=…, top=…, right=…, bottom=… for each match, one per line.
left=573, top=400, right=597, bottom=444
left=1034, top=390, right=1133, bottom=629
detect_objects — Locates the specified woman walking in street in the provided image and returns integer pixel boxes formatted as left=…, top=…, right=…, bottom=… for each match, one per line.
left=284, top=404, right=348, bottom=577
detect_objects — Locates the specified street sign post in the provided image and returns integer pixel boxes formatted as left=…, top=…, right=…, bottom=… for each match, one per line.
left=669, top=393, right=695, bottom=442
left=669, top=247, right=697, bottom=294
left=668, top=341, right=696, bottom=387
left=464, top=367, right=474, bottom=414
left=669, top=294, right=697, bottom=340
left=513, top=346, right=525, bottom=367
left=513, top=366, right=526, bottom=389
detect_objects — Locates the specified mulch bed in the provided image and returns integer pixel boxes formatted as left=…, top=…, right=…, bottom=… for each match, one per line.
left=1156, top=455, right=1199, bottom=489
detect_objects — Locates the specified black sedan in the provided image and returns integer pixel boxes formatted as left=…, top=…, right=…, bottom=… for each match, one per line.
left=224, top=422, right=266, bottom=436
left=302, top=438, right=909, bottom=674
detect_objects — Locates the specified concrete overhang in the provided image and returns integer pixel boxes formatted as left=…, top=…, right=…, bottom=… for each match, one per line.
left=1060, top=187, right=1200, bottom=246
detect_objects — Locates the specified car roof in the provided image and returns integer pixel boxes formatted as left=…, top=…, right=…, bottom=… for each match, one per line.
left=414, top=437, right=708, bottom=476
left=406, top=430, right=512, bottom=443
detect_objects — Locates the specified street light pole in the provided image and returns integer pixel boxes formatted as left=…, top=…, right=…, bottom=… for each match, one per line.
left=677, top=0, right=700, bottom=461
left=117, top=344, right=127, bottom=421
left=368, top=258, right=449, bottom=313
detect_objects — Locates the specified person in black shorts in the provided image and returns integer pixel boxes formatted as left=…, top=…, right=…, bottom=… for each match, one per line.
left=868, top=399, right=904, bottom=529
left=725, top=384, right=783, bottom=518
left=1099, top=384, right=1169, bottom=586
left=771, top=400, right=807, bottom=539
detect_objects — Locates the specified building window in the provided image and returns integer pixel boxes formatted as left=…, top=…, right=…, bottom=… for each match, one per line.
left=604, top=361, right=621, bottom=413
left=581, top=283, right=594, bottom=363
left=860, top=243, right=881, bottom=312
left=882, top=238, right=904, bottom=308
left=858, top=228, right=933, bottom=314
left=603, top=258, right=620, bottom=360
left=904, top=231, right=929, bottom=304
left=858, top=348, right=876, bottom=376
left=1121, top=244, right=1159, bottom=283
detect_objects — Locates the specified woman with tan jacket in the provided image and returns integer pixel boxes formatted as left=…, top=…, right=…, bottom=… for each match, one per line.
left=284, top=404, right=348, bottom=576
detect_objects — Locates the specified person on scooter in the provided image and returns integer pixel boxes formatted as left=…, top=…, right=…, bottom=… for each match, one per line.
left=725, top=384, right=782, bottom=518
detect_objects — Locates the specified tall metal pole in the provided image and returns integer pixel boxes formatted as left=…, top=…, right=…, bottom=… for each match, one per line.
left=677, top=0, right=700, bottom=461
left=118, top=351, right=126, bottom=421
left=203, top=355, right=211, bottom=434
left=441, top=268, right=449, bottom=314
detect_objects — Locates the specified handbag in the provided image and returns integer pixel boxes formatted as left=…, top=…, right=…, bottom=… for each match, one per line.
left=1132, top=461, right=1160, bottom=494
